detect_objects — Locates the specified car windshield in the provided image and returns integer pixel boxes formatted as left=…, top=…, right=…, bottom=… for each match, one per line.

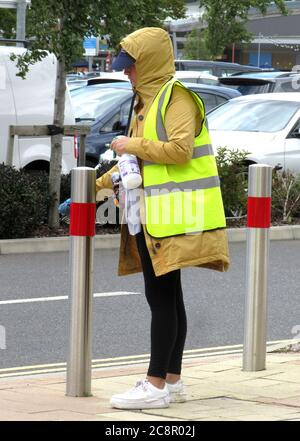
left=71, top=87, right=133, bottom=120
left=207, top=100, right=300, bottom=132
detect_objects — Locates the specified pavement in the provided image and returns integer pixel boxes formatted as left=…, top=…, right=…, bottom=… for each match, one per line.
left=1, top=226, right=300, bottom=422
left=0, top=343, right=300, bottom=421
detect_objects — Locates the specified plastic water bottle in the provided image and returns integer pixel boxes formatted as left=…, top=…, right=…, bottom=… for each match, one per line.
left=118, top=154, right=142, bottom=190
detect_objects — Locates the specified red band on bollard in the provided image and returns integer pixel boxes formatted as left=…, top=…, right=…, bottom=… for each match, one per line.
left=70, top=202, right=96, bottom=236
left=247, top=196, right=271, bottom=228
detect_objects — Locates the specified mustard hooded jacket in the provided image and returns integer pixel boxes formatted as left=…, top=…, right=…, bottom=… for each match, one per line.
left=96, top=27, right=230, bottom=276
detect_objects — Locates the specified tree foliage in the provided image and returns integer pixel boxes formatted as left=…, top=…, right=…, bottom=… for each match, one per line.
left=199, top=0, right=288, bottom=57
left=8, top=0, right=185, bottom=228
left=10, top=0, right=185, bottom=77
left=0, top=9, right=16, bottom=39
left=182, top=28, right=213, bottom=60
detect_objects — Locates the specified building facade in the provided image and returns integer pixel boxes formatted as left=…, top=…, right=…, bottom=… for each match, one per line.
left=168, top=0, right=300, bottom=70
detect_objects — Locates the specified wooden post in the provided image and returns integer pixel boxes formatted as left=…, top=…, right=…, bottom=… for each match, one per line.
left=78, top=134, right=86, bottom=167
left=5, top=124, right=90, bottom=167
left=6, top=126, right=14, bottom=166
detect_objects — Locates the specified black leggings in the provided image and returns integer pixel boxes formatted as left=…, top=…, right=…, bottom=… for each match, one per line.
left=135, top=231, right=187, bottom=379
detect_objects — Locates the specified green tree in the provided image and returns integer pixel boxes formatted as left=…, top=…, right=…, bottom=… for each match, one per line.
left=182, top=28, right=213, bottom=60
left=199, top=0, right=288, bottom=58
left=10, top=0, right=185, bottom=228
left=0, top=9, right=16, bottom=39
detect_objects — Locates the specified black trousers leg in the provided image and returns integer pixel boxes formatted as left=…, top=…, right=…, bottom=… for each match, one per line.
left=135, top=231, right=187, bottom=379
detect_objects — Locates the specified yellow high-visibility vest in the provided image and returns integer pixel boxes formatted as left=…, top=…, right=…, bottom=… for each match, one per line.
left=143, top=78, right=226, bottom=238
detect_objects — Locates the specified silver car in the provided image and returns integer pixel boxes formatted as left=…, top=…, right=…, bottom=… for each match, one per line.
left=207, top=93, right=300, bottom=173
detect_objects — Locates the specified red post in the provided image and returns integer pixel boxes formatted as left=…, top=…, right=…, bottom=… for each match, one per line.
left=70, top=202, right=96, bottom=236
left=247, top=196, right=271, bottom=228
left=67, top=167, right=96, bottom=397
left=243, top=164, right=272, bottom=372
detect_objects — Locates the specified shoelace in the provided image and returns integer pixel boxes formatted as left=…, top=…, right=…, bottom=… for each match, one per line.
left=133, top=379, right=149, bottom=392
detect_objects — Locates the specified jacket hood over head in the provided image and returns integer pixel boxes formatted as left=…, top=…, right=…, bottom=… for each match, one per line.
left=120, top=27, right=175, bottom=104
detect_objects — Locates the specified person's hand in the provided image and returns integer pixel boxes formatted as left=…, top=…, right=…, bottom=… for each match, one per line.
left=110, top=135, right=130, bottom=156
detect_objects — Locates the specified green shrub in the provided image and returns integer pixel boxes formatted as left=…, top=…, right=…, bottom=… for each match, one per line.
left=272, top=169, right=300, bottom=223
left=1, top=157, right=299, bottom=239
left=216, top=147, right=249, bottom=218
left=0, top=164, right=50, bottom=239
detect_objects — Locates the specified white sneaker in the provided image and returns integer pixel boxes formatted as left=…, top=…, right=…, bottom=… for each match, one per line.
left=167, top=380, right=187, bottom=403
left=110, top=379, right=171, bottom=410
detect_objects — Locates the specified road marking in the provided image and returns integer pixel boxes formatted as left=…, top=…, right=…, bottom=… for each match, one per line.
left=0, top=291, right=141, bottom=306
left=94, top=291, right=140, bottom=298
left=0, top=339, right=298, bottom=379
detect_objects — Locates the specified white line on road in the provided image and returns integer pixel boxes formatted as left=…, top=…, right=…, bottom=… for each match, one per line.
left=0, top=291, right=141, bottom=306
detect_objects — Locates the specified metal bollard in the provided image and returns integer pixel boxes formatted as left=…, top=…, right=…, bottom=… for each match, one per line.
left=243, top=164, right=272, bottom=371
left=66, top=167, right=96, bottom=397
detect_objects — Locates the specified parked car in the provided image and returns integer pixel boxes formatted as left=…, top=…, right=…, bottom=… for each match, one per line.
left=182, top=82, right=241, bottom=112
left=207, top=93, right=300, bottom=173
left=86, top=71, right=129, bottom=85
left=67, top=72, right=129, bottom=90
left=1, top=45, right=76, bottom=173
left=175, top=60, right=263, bottom=77
left=88, top=71, right=220, bottom=86
left=219, top=71, right=300, bottom=95
left=67, top=78, right=88, bottom=90
left=71, top=82, right=241, bottom=166
left=175, top=70, right=219, bottom=86
left=70, top=84, right=133, bottom=166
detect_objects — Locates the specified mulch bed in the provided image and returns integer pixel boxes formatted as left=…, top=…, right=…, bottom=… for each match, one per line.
left=31, top=223, right=120, bottom=238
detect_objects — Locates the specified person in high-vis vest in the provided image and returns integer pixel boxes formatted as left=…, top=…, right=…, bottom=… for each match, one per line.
left=95, top=27, right=230, bottom=410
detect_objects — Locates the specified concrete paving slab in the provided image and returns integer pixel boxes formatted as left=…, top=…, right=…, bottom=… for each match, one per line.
left=102, top=411, right=179, bottom=421
left=0, top=352, right=299, bottom=421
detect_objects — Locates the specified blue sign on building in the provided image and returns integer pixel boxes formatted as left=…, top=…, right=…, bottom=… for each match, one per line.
left=249, top=52, right=273, bottom=68
left=83, top=37, right=97, bottom=56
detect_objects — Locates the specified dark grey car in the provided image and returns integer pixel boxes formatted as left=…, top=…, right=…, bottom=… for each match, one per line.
left=71, top=82, right=241, bottom=166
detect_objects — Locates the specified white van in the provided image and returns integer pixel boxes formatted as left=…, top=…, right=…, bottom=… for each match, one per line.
left=0, top=45, right=76, bottom=173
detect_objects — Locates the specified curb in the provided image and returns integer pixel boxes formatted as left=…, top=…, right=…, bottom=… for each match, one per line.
left=227, top=225, right=300, bottom=242
left=0, top=225, right=300, bottom=255
left=1, top=339, right=298, bottom=379
left=0, top=234, right=121, bottom=255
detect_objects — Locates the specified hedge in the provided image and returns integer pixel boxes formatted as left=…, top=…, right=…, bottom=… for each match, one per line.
left=0, top=164, right=50, bottom=239
left=0, top=150, right=299, bottom=239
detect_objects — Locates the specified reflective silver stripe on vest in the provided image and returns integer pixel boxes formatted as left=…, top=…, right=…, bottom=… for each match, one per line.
left=156, top=82, right=173, bottom=142
left=144, top=144, right=214, bottom=166
left=144, top=175, right=220, bottom=195
left=156, top=80, right=207, bottom=143
left=193, top=144, right=214, bottom=159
